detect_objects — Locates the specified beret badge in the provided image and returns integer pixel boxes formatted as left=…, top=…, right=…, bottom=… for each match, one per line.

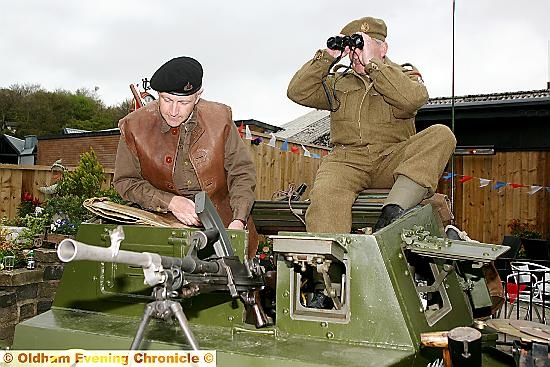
left=184, top=82, right=193, bottom=92
left=360, top=22, right=370, bottom=33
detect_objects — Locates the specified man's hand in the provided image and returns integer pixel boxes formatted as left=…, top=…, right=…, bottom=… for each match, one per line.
left=168, top=196, right=201, bottom=226
left=228, top=219, right=245, bottom=230
left=358, top=32, right=385, bottom=64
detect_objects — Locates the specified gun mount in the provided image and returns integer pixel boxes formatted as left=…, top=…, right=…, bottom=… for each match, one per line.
left=11, top=193, right=514, bottom=366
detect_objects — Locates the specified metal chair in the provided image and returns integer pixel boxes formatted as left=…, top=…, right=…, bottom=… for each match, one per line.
left=504, top=261, right=550, bottom=323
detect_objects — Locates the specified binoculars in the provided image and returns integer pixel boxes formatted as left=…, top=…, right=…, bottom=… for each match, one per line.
left=326, top=34, right=364, bottom=51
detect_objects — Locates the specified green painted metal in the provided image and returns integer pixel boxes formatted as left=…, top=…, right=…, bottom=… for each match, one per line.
left=12, top=204, right=512, bottom=366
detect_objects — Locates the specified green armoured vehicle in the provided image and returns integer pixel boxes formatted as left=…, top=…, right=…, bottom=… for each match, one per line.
left=11, top=192, right=516, bottom=366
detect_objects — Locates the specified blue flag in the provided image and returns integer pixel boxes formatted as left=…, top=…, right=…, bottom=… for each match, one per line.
left=280, top=139, right=289, bottom=152
left=493, top=181, right=507, bottom=189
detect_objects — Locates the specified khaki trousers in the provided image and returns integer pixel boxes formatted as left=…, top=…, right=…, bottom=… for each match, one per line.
left=305, top=124, right=456, bottom=233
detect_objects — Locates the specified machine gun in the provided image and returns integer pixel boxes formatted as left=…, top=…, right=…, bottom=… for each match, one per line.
left=56, top=192, right=268, bottom=350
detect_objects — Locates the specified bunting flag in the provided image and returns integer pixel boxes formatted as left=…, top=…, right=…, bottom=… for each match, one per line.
left=301, top=145, right=311, bottom=157
left=528, top=186, right=543, bottom=195
left=493, top=181, right=507, bottom=190
left=510, top=183, right=525, bottom=189
left=479, top=178, right=491, bottom=187
left=458, top=175, right=473, bottom=183
left=268, top=133, right=277, bottom=147
left=280, top=139, right=289, bottom=152
left=442, top=172, right=550, bottom=195
left=443, top=173, right=458, bottom=180
left=239, top=131, right=326, bottom=159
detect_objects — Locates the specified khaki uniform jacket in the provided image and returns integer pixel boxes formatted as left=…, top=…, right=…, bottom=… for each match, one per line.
left=287, top=50, right=429, bottom=148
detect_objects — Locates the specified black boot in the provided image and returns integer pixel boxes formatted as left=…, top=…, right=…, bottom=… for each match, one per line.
left=373, top=204, right=404, bottom=232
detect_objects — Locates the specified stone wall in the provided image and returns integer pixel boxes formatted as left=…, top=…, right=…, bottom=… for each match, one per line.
left=0, top=249, right=63, bottom=347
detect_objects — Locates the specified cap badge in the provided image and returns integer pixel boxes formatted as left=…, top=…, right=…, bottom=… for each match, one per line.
left=360, top=22, right=370, bottom=33
left=183, top=82, right=193, bottom=92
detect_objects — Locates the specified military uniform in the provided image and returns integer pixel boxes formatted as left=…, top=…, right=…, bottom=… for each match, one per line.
left=287, top=18, right=456, bottom=233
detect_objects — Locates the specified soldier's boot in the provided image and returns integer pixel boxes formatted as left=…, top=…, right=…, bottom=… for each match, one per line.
left=373, top=204, right=405, bottom=232
left=307, top=290, right=334, bottom=309
left=374, top=175, right=428, bottom=233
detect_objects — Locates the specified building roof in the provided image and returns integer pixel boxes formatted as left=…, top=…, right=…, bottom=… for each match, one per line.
left=2, top=134, right=36, bottom=155
left=4, top=134, right=25, bottom=153
left=277, top=110, right=330, bottom=140
left=426, top=89, right=550, bottom=106
left=233, top=119, right=283, bottom=133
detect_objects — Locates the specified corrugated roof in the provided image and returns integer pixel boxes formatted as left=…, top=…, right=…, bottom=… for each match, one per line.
left=277, top=110, right=330, bottom=139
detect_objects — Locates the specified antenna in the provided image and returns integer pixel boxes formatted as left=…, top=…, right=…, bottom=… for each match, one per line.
left=450, top=0, right=456, bottom=220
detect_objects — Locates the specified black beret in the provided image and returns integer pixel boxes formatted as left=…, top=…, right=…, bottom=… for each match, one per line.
left=150, top=56, right=203, bottom=96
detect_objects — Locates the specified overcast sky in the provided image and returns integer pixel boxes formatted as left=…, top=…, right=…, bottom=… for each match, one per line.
left=1, top=0, right=548, bottom=126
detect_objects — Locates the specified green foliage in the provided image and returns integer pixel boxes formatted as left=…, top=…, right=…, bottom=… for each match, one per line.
left=40, top=148, right=123, bottom=236
left=56, top=149, right=104, bottom=198
left=0, top=84, right=129, bottom=137
left=508, top=219, right=543, bottom=239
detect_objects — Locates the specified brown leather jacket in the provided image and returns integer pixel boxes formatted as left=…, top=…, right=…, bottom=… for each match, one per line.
left=116, top=99, right=258, bottom=258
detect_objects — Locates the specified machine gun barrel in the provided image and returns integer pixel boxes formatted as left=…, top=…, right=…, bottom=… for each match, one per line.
left=57, top=238, right=219, bottom=286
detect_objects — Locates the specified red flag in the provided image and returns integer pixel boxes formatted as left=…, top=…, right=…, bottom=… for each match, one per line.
left=458, top=175, right=473, bottom=183
left=510, top=183, right=525, bottom=188
left=290, top=146, right=300, bottom=154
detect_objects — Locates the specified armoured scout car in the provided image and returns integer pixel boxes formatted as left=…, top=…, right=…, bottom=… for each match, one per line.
left=11, top=192, right=515, bottom=366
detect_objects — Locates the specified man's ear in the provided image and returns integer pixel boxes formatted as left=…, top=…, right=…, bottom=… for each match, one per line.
left=381, top=42, right=388, bottom=58
left=195, top=88, right=204, bottom=104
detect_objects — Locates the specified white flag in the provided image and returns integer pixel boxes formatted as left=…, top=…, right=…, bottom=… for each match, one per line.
left=528, top=185, right=543, bottom=195
left=268, top=133, right=277, bottom=147
left=245, top=125, right=252, bottom=140
left=301, top=144, right=311, bottom=157
left=479, top=178, right=491, bottom=187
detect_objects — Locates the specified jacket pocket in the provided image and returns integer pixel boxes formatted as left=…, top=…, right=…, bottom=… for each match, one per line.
left=333, top=81, right=363, bottom=121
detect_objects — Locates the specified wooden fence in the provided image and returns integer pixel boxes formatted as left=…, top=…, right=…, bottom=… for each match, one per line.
left=2, top=144, right=548, bottom=245
left=0, top=132, right=328, bottom=220
left=438, top=151, right=550, bottom=244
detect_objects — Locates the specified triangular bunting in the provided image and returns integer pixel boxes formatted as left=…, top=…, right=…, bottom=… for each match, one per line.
left=528, top=186, right=543, bottom=195
left=311, top=153, right=321, bottom=159
left=442, top=172, right=458, bottom=180
left=479, top=178, right=491, bottom=187
left=245, top=125, right=252, bottom=140
left=493, top=181, right=507, bottom=190
left=280, top=139, right=289, bottom=152
left=458, top=175, right=473, bottom=183
left=268, top=133, right=277, bottom=147
left=301, top=145, right=311, bottom=157
left=510, top=183, right=525, bottom=189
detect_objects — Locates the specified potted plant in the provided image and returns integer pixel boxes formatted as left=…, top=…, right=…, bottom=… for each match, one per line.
left=507, top=219, right=548, bottom=260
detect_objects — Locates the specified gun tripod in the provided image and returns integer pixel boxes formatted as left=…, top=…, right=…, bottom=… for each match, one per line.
left=131, top=285, right=199, bottom=350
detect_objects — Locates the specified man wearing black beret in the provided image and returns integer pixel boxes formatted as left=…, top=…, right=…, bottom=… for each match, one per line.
left=113, top=56, right=258, bottom=258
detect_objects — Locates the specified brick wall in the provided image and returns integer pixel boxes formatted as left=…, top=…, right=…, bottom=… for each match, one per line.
left=37, top=133, right=120, bottom=169
left=0, top=249, right=64, bottom=347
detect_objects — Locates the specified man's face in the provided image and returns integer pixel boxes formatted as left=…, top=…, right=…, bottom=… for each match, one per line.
left=158, top=91, right=201, bottom=127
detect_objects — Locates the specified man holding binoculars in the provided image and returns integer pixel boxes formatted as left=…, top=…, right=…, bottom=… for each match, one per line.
left=288, top=16, right=456, bottom=235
